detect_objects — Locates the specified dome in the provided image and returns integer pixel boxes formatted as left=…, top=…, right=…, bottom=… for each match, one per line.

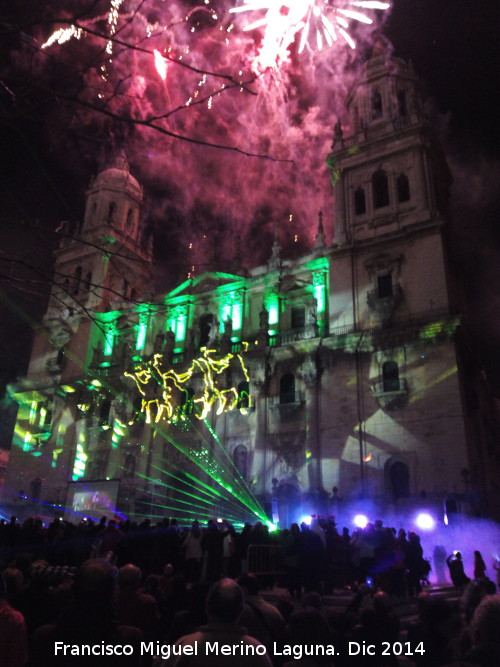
left=93, top=156, right=142, bottom=195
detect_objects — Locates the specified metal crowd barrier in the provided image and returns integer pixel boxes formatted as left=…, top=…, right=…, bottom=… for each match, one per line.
left=246, top=544, right=286, bottom=577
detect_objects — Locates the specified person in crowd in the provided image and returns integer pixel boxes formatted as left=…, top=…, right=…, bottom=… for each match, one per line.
left=473, top=550, right=486, bottom=579
left=462, top=574, right=496, bottom=624
left=237, top=573, right=288, bottom=664
left=30, top=559, right=142, bottom=666
left=165, top=582, right=210, bottom=643
left=154, top=578, right=272, bottom=667
left=446, top=551, right=470, bottom=589
left=283, top=607, right=334, bottom=667
left=182, top=521, right=203, bottom=583
left=406, top=532, right=424, bottom=597
left=116, top=563, right=161, bottom=640
left=0, top=572, right=28, bottom=667
left=406, top=593, right=462, bottom=666
left=202, top=520, right=224, bottom=583
left=282, top=523, right=301, bottom=598
left=461, top=594, right=500, bottom=665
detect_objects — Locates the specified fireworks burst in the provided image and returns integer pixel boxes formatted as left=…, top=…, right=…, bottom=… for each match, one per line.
left=230, top=0, right=390, bottom=69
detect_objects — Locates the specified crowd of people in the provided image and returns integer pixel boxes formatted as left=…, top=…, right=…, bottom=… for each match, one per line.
left=0, top=514, right=499, bottom=666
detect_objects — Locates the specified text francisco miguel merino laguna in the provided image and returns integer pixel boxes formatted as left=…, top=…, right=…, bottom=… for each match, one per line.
left=54, top=640, right=424, bottom=658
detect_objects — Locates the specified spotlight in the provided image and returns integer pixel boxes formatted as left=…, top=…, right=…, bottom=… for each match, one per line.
left=415, top=512, right=435, bottom=531
left=353, top=514, right=368, bottom=529
left=299, top=515, right=312, bottom=526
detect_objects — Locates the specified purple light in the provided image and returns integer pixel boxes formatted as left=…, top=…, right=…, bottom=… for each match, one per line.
left=353, top=514, right=368, bottom=529
left=415, top=512, right=436, bottom=531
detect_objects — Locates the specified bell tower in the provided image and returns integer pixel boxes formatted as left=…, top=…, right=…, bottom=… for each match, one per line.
left=49, top=154, right=152, bottom=317
left=331, top=46, right=451, bottom=247
left=29, top=156, right=152, bottom=381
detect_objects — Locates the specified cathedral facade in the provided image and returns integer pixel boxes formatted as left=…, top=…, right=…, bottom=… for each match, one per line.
left=3, top=53, right=478, bottom=526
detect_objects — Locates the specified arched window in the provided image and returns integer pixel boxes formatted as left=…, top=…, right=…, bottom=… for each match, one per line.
left=371, top=89, right=383, bottom=120
left=233, top=445, right=248, bottom=479
left=390, top=461, right=410, bottom=499
left=280, top=373, right=296, bottom=404
left=354, top=187, right=366, bottom=216
left=180, top=387, right=195, bottom=415
left=397, top=90, right=407, bottom=117
left=90, top=201, right=97, bottom=224
left=377, top=273, right=393, bottom=298
left=199, top=314, right=213, bottom=348
left=126, top=208, right=134, bottom=229
left=396, top=173, right=410, bottom=203
left=372, top=169, right=390, bottom=209
left=107, top=201, right=117, bottom=224
left=382, top=361, right=400, bottom=392
left=124, top=453, right=136, bottom=479
left=237, top=381, right=250, bottom=409
left=72, top=266, right=82, bottom=295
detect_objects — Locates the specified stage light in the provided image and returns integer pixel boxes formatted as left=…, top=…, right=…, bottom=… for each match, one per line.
left=299, top=515, right=312, bottom=526
left=415, top=512, right=435, bottom=531
left=353, top=514, right=368, bottom=528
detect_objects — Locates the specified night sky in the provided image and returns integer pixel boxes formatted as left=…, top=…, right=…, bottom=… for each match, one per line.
left=1, top=0, right=499, bottom=399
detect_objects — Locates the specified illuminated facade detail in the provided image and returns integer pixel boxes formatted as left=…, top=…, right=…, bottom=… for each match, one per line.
left=73, top=443, right=87, bottom=480
left=4, top=53, right=490, bottom=523
left=125, top=344, right=251, bottom=424
left=167, top=305, right=188, bottom=346
left=136, top=313, right=148, bottom=351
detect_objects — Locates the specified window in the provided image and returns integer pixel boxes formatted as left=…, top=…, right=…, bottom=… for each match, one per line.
left=291, top=307, right=305, bottom=329
left=233, top=445, right=248, bottom=479
left=107, top=201, right=117, bottom=224
left=372, top=169, right=390, bottom=209
left=237, top=381, right=250, bottom=409
left=126, top=208, right=134, bottom=228
left=390, top=461, right=409, bottom=499
left=396, top=173, right=410, bottom=203
left=354, top=187, right=366, bottom=216
left=377, top=273, right=393, bottom=298
left=124, top=453, right=136, bottom=479
left=371, top=89, right=383, bottom=120
left=280, top=373, right=296, bottom=404
left=382, top=361, right=400, bottom=392
left=397, top=90, right=408, bottom=117
left=73, top=266, right=82, bottom=295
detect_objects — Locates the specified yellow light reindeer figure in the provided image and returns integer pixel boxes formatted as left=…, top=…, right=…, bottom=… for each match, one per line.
left=125, top=343, right=251, bottom=423
left=124, top=362, right=173, bottom=423
left=192, top=348, right=239, bottom=418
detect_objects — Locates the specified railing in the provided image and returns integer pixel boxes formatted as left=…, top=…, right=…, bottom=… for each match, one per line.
left=269, top=390, right=303, bottom=406
left=247, top=544, right=286, bottom=576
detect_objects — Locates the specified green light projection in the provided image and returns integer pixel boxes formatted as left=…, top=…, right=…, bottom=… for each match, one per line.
left=134, top=413, right=268, bottom=525
left=265, top=292, right=279, bottom=334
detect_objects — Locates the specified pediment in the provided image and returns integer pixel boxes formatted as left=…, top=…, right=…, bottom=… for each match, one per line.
left=165, top=271, right=244, bottom=299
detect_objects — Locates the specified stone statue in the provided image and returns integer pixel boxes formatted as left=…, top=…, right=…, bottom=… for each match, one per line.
left=259, top=305, right=269, bottom=331
left=306, top=300, right=318, bottom=338
left=207, top=317, right=219, bottom=346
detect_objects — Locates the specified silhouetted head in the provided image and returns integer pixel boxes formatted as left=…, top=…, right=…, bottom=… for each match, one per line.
left=118, top=564, right=142, bottom=591
left=237, top=573, right=260, bottom=596
left=206, top=578, right=244, bottom=623
left=471, top=594, right=500, bottom=660
left=73, top=559, right=116, bottom=608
